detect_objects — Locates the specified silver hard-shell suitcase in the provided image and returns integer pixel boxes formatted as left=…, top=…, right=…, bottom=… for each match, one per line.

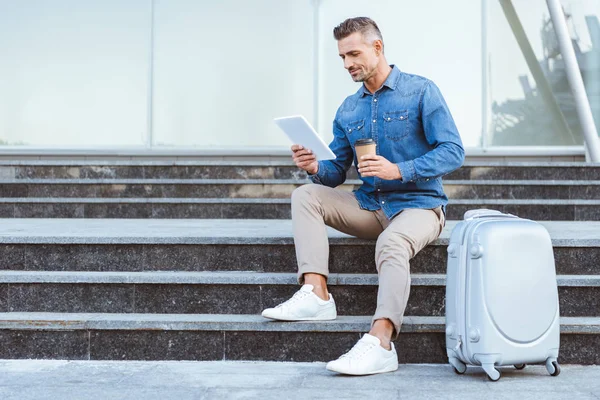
left=445, top=209, right=561, bottom=381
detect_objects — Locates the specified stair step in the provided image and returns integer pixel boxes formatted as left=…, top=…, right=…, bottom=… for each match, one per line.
left=1, top=198, right=599, bottom=220
left=0, top=219, right=597, bottom=275
left=0, top=271, right=597, bottom=316
left=0, top=179, right=598, bottom=199
left=1, top=161, right=598, bottom=180
left=0, top=312, right=598, bottom=363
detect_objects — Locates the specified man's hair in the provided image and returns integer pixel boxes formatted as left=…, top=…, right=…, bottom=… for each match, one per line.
left=333, top=17, right=384, bottom=48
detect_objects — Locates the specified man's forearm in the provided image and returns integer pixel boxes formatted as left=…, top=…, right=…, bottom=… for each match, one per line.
left=397, top=142, right=464, bottom=183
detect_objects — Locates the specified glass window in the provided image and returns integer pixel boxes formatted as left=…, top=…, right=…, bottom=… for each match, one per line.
left=318, top=0, right=482, bottom=147
left=487, top=0, right=599, bottom=146
left=151, top=0, right=315, bottom=147
left=0, top=0, right=151, bottom=147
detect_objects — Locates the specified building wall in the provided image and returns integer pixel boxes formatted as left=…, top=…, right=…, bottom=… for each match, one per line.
left=0, top=0, right=598, bottom=151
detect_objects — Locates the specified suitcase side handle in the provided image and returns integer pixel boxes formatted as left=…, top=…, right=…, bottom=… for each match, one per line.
left=463, top=209, right=518, bottom=220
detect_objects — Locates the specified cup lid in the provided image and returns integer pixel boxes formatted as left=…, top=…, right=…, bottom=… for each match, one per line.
left=355, top=138, right=376, bottom=146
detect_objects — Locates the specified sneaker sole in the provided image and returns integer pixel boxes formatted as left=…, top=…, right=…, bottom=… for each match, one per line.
left=261, top=313, right=337, bottom=322
left=326, top=362, right=399, bottom=376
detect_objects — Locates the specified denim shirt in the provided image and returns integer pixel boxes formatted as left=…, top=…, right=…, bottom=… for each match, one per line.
left=310, top=65, right=465, bottom=220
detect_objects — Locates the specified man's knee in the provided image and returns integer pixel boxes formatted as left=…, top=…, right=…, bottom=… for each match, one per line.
left=291, top=184, right=323, bottom=207
left=375, top=230, right=412, bottom=267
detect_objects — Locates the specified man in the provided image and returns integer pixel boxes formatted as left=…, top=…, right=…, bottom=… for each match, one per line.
left=262, top=17, right=464, bottom=375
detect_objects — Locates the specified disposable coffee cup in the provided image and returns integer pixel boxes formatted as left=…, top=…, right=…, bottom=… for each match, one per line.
left=355, top=138, right=376, bottom=161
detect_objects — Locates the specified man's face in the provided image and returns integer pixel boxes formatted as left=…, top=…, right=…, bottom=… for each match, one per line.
left=337, top=32, right=379, bottom=82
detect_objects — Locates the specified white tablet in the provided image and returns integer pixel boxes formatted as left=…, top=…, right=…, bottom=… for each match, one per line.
left=274, top=115, right=336, bottom=160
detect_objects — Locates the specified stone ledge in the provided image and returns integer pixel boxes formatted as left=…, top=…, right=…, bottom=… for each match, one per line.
left=0, top=160, right=596, bottom=166
left=0, top=219, right=598, bottom=246
left=1, top=178, right=599, bottom=185
left=0, top=271, right=598, bottom=287
left=1, top=197, right=600, bottom=205
left=0, top=313, right=598, bottom=334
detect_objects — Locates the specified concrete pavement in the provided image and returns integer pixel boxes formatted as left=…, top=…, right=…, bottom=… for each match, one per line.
left=0, top=360, right=599, bottom=400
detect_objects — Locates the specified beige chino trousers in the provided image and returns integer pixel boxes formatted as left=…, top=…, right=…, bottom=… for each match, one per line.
left=291, top=184, right=445, bottom=339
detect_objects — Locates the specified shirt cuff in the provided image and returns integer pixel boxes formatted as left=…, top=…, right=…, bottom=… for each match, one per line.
left=308, top=161, right=325, bottom=184
left=397, top=160, right=416, bottom=183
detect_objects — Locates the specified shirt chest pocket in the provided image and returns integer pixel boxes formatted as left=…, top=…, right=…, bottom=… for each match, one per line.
left=344, top=119, right=366, bottom=144
left=383, top=110, right=409, bottom=141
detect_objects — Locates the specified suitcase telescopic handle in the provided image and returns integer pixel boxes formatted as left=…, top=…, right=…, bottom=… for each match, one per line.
left=463, top=209, right=518, bottom=220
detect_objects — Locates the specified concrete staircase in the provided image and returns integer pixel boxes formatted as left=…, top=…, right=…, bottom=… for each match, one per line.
left=0, top=161, right=599, bottom=363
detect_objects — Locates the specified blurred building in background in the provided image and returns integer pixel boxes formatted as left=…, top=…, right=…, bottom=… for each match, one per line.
left=0, top=0, right=598, bottom=157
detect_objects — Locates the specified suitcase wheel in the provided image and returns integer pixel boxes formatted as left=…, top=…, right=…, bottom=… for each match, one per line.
left=482, top=364, right=501, bottom=381
left=546, top=360, right=561, bottom=377
left=486, top=369, right=500, bottom=382
left=453, top=366, right=466, bottom=375
left=449, top=357, right=467, bottom=374
left=514, top=364, right=526, bottom=370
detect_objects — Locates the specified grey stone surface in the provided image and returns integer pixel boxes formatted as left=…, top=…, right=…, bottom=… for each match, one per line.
left=2, top=313, right=598, bottom=334
left=0, top=331, right=88, bottom=360
left=0, top=242, right=596, bottom=276
left=133, top=284, right=261, bottom=314
left=81, top=166, right=144, bottom=179
left=143, top=244, right=274, bottom=272
left=10, top=244, right=145, bottom=272
left=576, top=205, right=600, bottom=221
left=0, top=166, right=15, bottom=179
left=2, top=198, right=599, bottom=220
left=2, top=319, right=600, bottom=363
left=2, top=161, right=598, bottom=180
left=26, top=183, right=96, bottom=198
left=0, top=284, right=8, bottom=312
left=1, top=361, right=600, bottom=400
left=447, top=203, right=577, bottom=221
left=0, top=198, right=600, bottom=221
left=561, top=334, right=600, bottom=364
left=559, top=287, right=600, bottom=317
left=553, top=247, right=600, bottom=275
left=0, top=271, right=443, bottom=285
left=16, top=166, right=81, bottom=179
left=0, top=204, right=14, bottom=217
left=396, top=333, right=447, bottom=363
left=447, top=164, right=600, bottom=181
left=90, top=330, right=223, bottom=361
left=2, top=178, right=599, bottom=199
left=225, top=331, right=360, bottom=362
left=0, top=244, right=25, bottom=270
left=443, top=182, right=574, bottom=200
left=0, top=278, right=596, bottom=316
left=0, top=184, right=27, bottom=197
left=85, top=203, right=153, bottom=218
left=0, top=219, right=598, bottom=246
left=150, top=202, right=290, bottom=219
left=14, top=203, right=85, bottom=218
left=7, top=284, right=134, bottom=313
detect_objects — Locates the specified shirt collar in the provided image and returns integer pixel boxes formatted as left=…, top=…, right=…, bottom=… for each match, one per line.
left=360, top=65, right=401, bottom=97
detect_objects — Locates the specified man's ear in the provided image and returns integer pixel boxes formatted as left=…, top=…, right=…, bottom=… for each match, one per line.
left=373, top=39, right=383, bottom=56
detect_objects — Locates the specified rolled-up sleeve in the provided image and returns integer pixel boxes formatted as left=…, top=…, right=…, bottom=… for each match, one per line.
left=396, top=81, right=465, bottom=182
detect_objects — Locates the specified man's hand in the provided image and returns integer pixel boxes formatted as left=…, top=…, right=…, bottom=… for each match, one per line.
left=291, top=144, right=319, bottom=175
left=357, top=154, right=402, bottom=180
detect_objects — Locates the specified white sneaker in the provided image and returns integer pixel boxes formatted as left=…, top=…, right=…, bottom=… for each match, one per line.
left=326, top=333, right=398, bottom=375
left=261, top=284, right=336, bottom=321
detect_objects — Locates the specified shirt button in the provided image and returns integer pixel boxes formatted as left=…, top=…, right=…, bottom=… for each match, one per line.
left=374, top=99, right=377, bottom=102
left=377, top=189, right=380, bottom=191
left=381, top=201, right=385, bottom=204
left=372, top=119, right=376, bottom=123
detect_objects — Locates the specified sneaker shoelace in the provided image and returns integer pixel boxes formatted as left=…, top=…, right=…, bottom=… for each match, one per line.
left=339, top=340, right=376, bottom=360
left=275, top=289, right=310, bottom=308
